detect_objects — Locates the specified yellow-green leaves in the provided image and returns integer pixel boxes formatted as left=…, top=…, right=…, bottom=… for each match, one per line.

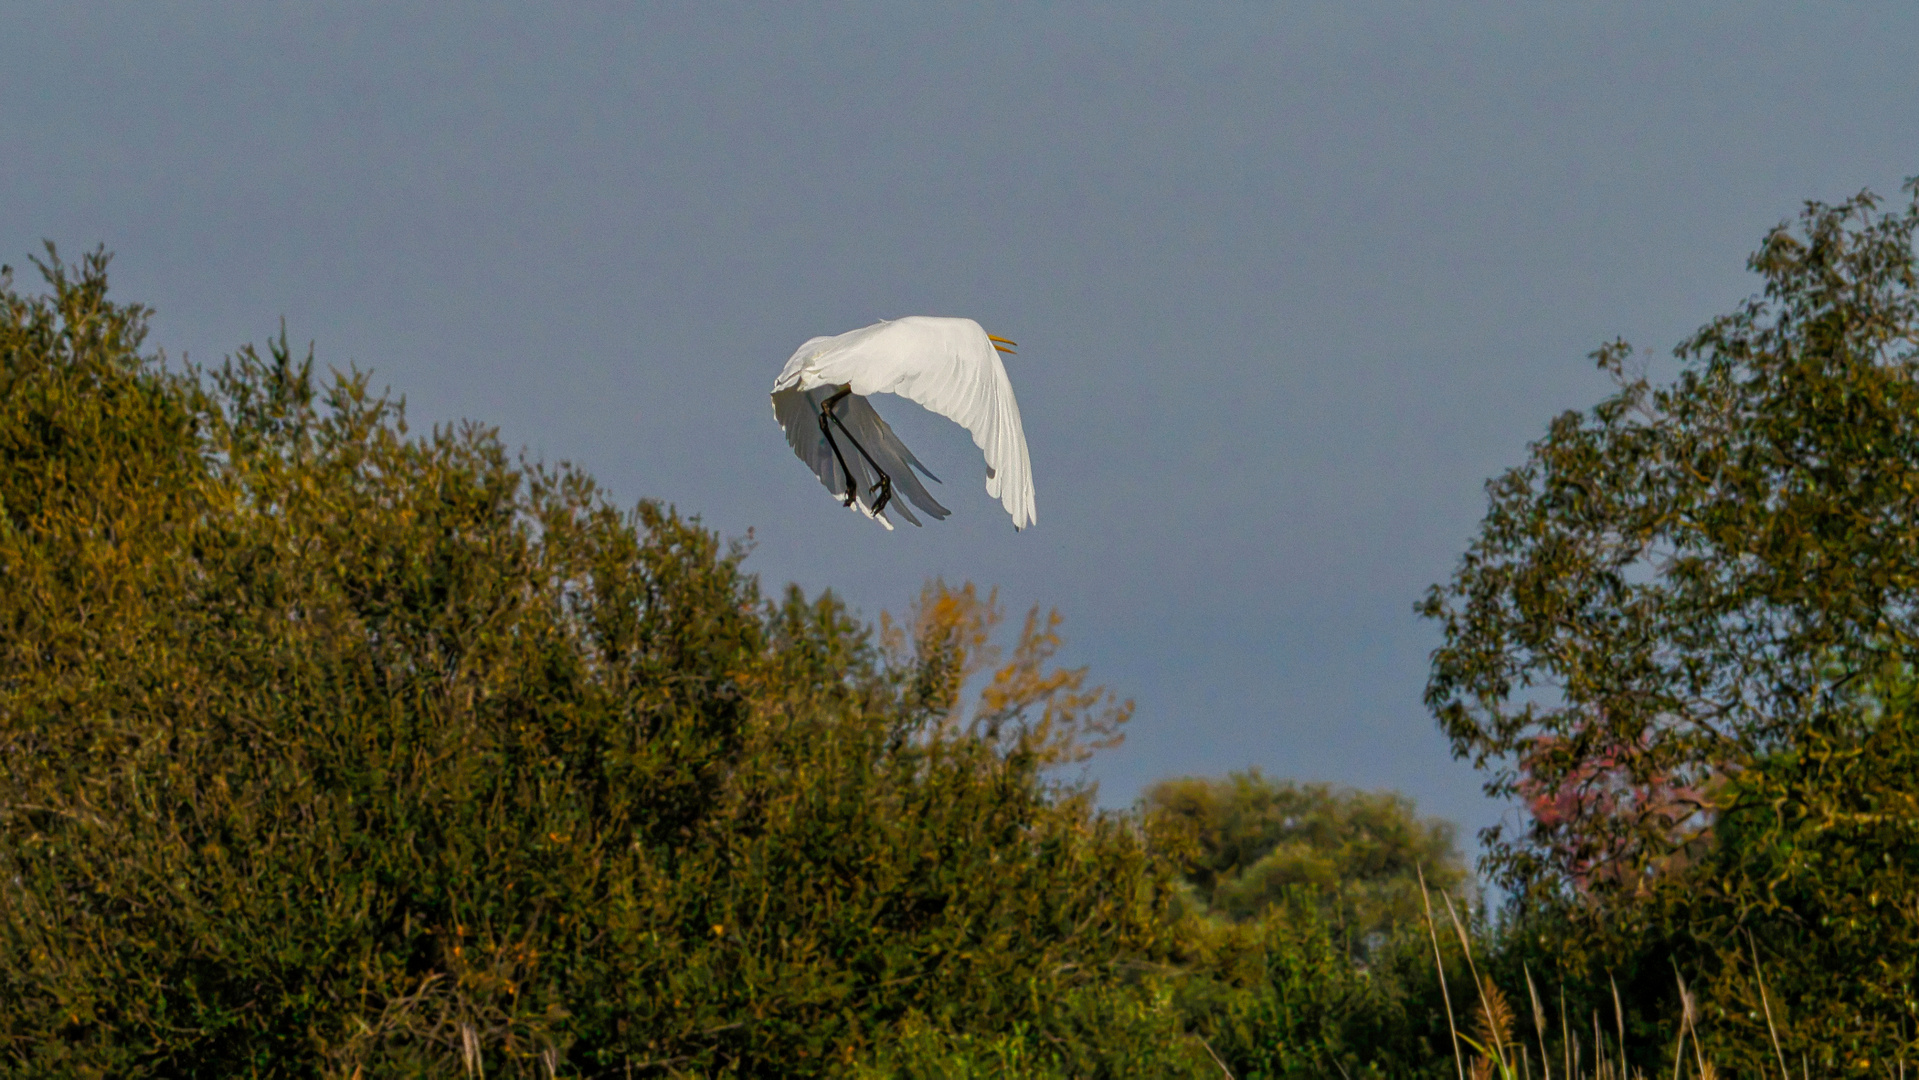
left=0, top=251, right=1180, bottom=1076
left=1422, top=181, right=1919, bottom=1072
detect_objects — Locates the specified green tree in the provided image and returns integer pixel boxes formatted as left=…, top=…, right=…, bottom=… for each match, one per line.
left=0, top=247, right=1200, bottom=1077
left=1421, top=182, right=1919, bottom=1068
left=1143, top=771, right=1468, bottom=959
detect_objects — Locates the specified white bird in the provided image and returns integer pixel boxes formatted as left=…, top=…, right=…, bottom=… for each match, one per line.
left=771, top=316, right=1035, bottom=531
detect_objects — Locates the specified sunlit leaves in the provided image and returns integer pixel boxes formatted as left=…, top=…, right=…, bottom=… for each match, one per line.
left=1143, top=770, right=1469, bottom=961
left=0, top=253, right=1178, bottom=1075
left=1422, top=182, right=1919, bottom=1069
left=1422, top=183, right=1919, bottom=898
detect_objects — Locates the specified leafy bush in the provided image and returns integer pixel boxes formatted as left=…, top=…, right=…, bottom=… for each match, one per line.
left=1145, top=770, right=1469, bottom=960
left=1422, top=182, right=1919, bottom=1072
left=1630, top=669, right=1919, bottom=1074
left=0, top=249, right=1194, bottom=1077
left=43, top=171, right=1918, bottom=1075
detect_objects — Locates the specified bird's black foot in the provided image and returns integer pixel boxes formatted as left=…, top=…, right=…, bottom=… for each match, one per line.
left=871, top=475, right=893, bottom=515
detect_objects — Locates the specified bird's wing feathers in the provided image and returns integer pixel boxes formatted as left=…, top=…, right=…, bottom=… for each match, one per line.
left=839, top=318, right=1035, bottom=530
left=771, top=386, right=845, bottom=497
left=770, top=385, right=950, bottom=529
left=833, top=394, right=950, bottom=525
left=770, top=386, right=889, bottom=529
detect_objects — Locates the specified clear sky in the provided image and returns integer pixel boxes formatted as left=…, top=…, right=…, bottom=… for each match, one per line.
left=6, top=3, right=1917, bottom=853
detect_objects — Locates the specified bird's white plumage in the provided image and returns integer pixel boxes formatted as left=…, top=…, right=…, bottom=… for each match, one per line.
left=770, top=316, right=1036, bottom=530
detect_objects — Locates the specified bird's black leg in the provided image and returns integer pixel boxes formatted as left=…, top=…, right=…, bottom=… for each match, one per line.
left=817, top=388, right=860, bottom=507
left=828, top=408, right=893, bottom=515
left=817, top=387, right=894, bottom=516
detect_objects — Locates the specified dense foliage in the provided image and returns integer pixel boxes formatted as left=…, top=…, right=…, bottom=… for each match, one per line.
left=0, top=248, right=1485, bottom=1078
left=19, top=176, right=1912, bottom=1077
left=1144, top=770, right=1468, bottom=960
left=0, top=250, right=1204, bottom=1076
left=1423, top=183, right=1919, bottom=1071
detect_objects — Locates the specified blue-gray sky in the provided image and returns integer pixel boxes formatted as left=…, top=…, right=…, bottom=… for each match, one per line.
left=6, top=3, right=1918, bottom=852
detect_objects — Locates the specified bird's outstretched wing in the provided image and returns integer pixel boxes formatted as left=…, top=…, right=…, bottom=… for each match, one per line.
left=771, top=385, right=950, bottom=529
left=782, top=317, right=1035, bottom=529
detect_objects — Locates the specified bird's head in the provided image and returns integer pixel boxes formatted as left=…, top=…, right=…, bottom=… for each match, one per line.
left=988, top=334, right=1017, bottom=356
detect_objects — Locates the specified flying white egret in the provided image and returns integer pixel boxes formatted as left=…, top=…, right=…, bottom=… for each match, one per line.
left=771, top=316, right=1035, bottom=531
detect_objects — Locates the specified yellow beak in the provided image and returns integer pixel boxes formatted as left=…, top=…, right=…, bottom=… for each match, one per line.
left=988, top=334, right=1017, bottom=355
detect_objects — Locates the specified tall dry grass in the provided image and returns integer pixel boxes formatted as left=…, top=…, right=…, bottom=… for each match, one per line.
left=1414, top=873, right=1812, bottom=1080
